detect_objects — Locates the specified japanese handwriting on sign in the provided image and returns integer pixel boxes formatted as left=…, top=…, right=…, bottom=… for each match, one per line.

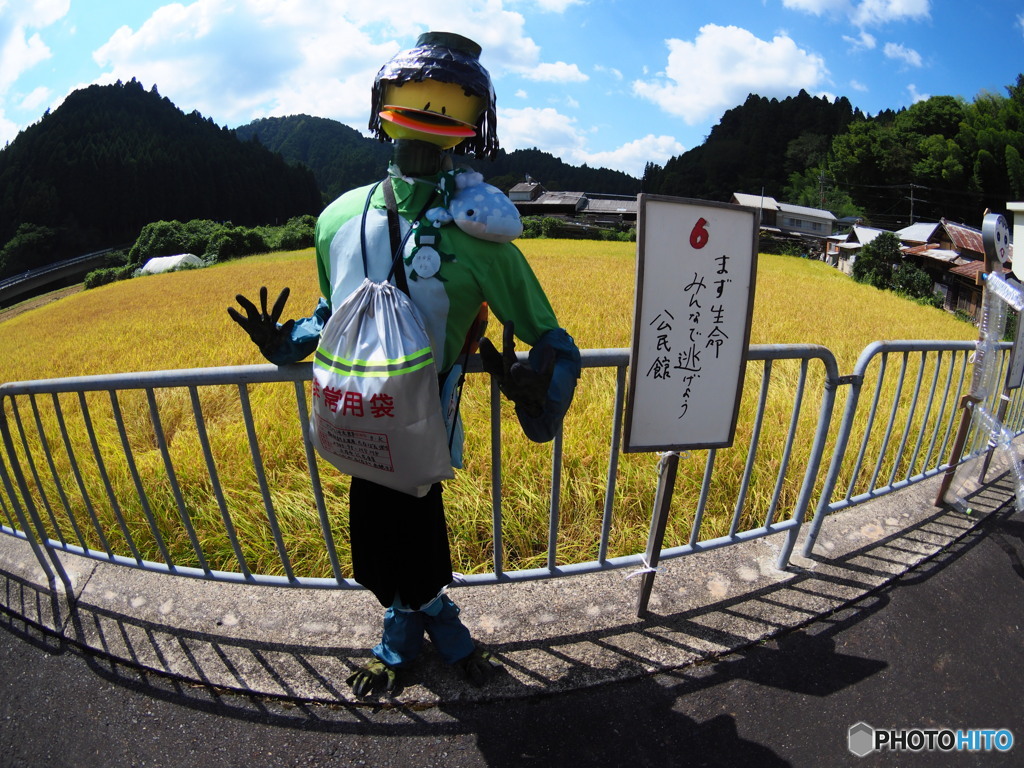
left=684, top=273, right=706, bottom=309
left=647, top=355, right=672, bottom=380
left=641, top=226, right=737, bottom=421
left=650, top=310, right=675, bottom=353
left=626, top=196, right=757, bottom=453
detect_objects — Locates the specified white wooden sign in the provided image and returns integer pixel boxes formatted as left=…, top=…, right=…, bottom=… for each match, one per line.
left=624, top=194, right=758, bottom=452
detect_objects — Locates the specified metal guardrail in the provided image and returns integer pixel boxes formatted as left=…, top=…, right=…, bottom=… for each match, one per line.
left=0, top=248, right=117, bottom=305
left=801, top=340, right=1021, bottom=555
left=0, top=341, right=1020, bottom=612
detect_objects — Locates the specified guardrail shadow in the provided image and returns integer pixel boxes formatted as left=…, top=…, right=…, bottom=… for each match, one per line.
left=1, top=472, right=1012, bottom=722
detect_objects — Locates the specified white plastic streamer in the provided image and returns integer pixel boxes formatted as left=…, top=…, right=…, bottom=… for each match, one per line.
left=970, top=405, right=1024, bottom=513
left=625, top=557, right=665, bottom=580
left=957, top=274, right=1024, bottom=512
left=970, top=288, right=1008, bottom=400
left=983, top=272, right=1024, bottom=312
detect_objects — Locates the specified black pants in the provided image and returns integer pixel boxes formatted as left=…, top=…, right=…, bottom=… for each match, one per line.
left=348, top=478, right=454, bottom=609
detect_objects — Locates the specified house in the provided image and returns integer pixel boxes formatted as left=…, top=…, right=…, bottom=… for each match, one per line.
left=508, top=181, right=638, bottom=232
left=514, top=190, right=587, bottom=217
left=508, top=180, right=545, bottom=203
left=578, top=194, right=638, bottom=226
left=895, top=219, right=1013, bottom=318
left=776, top=201, right=837, bottom=239
left=730, top=193, right=837, bottom=252
left=731, top=193, right=780, bottom=230
left=834, top=226, right=890, bottom=275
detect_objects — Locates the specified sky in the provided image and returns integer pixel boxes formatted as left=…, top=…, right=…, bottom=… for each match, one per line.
left=1, top=0, right=1023, bottom=178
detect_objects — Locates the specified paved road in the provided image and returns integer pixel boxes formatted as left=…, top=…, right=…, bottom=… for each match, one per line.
left=2, top=506, right=1023, bottom=768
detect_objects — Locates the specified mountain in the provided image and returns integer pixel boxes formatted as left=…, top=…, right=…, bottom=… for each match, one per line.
left=234, top=115, right=392, bottom=202
left=643, top=90, right=861, bottom=203
left=0, top=79, right=323, bottom=278
left=235, top=116, right=642, bottom=198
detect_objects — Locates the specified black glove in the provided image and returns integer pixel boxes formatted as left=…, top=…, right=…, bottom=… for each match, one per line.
left=227, top=286, right=295, bottom=360
left=459, top=647, right=502, bottom=687
left=478, top=321, right=555, bottom=418
left=346, top=659, right=397, bottom=697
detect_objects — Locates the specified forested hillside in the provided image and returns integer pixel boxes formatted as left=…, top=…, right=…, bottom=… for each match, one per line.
left=0, top=80, right=322, bottom=279
left=643, top=76, right=1024, bottom=229
left=4, top=73, right=1023, bottom=282
left=826, top=79, right=1024, bottom=228
left=642, top=90, right=860, bottom=206
left=234, top=115, right=392, bottom=202
left=236, top=116, right=641, bottom=198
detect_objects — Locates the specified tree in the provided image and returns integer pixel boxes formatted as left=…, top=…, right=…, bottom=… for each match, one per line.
left=0, top=223, right=58, bottom=278
left=783, top=166, right=862, bottom=218
left=852, top=232, right=902, bottom=289
left=891, top=262, right=935, bottom=301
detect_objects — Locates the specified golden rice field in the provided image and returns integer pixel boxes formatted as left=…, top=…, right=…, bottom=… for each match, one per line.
left=0, top=242, right=978, bottom=577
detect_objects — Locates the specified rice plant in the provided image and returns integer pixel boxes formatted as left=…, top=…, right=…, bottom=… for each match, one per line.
left=0, top=245, right=978, bottom=577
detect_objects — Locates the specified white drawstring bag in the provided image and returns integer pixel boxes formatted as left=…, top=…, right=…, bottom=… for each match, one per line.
left=310, top=277, right=454, bottom=497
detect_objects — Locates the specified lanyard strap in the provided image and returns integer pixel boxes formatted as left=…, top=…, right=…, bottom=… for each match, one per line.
left=381, top=177, right=412, bottom=296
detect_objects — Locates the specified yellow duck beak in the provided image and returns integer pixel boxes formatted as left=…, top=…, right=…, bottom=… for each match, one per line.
left=379, top=80, right=483, bottom=148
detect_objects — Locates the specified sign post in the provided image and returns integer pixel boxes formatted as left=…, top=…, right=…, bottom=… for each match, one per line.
left=626, top=194, right=758, bottom=616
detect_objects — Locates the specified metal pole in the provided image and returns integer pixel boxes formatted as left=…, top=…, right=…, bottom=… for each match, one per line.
left=636, top=451, right=678, bottom=618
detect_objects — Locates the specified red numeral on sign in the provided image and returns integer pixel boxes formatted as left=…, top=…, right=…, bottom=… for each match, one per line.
left=689, top=217, right=709, bottom=249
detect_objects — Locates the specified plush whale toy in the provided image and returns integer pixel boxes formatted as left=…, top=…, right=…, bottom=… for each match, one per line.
left=427, top=171, right=523, bottom=243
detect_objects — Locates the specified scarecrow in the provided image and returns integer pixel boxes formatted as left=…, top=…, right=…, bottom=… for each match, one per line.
left=229, top=31, right=580, bottom=696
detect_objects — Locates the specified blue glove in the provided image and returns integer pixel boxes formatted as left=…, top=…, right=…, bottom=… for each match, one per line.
left=478, top=321, right=554, bottom=418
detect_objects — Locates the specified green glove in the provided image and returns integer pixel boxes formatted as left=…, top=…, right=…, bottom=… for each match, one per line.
left=459, top=647, right=502, bottom=687
left=478, top=321, right=555, bottom=418
left=346, top=658, right=397, bottom=697
left=227, top=286, right=295, bottom=360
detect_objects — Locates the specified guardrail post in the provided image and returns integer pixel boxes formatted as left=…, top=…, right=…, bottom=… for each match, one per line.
left=0, top=396, right=77, bottom=619
left=801, top=371, right=865, bottom=558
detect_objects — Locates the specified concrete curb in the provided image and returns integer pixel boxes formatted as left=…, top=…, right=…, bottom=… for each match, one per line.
left=0, top=468, right=1014, bottom=708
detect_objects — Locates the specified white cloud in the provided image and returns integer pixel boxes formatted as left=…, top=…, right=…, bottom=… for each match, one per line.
left=18, top=85, right=51, bottom=112
left=499, top=105, right=584, bottom=156
left=632, top=25, right=828, bottom=125
left=883, top=41, right=922, bottom=68
left=842, top=30, right=876, bottom=50
left=499, top=105, right=682, bottom=176
left=1018, top=13, right=1024, bottom=37
left=850, top=79, right=869, bottom=92
left=594, top=64, right=623, bottom=81
left=521, top=61, right=588, bottom=83
left=0, top=0, right=70, bottom=144
left=907, top=83, right=929, bottom=103
left=0, top=0, right=69, bottom=94
left=87, top=0, right=564, bottom=129
left=782, top=0, right=848, bottom=15
left=583, top=134, right=685, bottom=177
left=852, top=0, right=930, bottom=27
left=529, top=0, right=584, bottom=11
left=783, top=0, right=931, bottom=27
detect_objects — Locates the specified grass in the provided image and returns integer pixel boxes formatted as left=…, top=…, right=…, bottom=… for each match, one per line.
left=0, top=245, right=978, bottom=577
